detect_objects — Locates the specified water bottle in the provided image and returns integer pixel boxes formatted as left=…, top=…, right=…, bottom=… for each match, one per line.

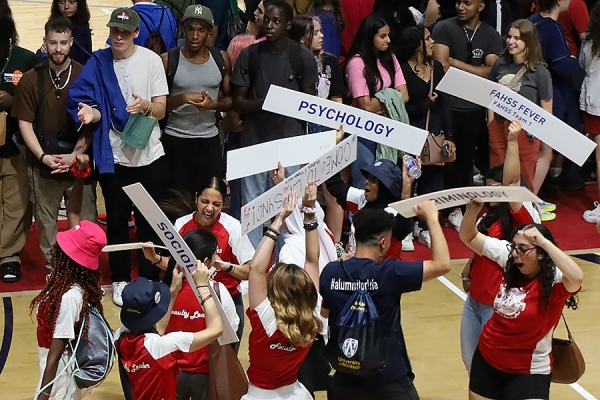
left=403, top=154, right=421, bottom=179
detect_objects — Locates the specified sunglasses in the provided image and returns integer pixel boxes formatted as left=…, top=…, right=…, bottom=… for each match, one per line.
left=506, top=242, right=536, bottom=256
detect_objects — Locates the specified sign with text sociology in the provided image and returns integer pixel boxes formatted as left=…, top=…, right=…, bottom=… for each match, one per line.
left=262, top=85, right=428, bottom=155
left=123, top=183, right=239, bottom=345
left=388, top=186, right=542, bottom=218
left=436, top=67, right=596, bottom=166
left=241, top=135, right=358, bottom=235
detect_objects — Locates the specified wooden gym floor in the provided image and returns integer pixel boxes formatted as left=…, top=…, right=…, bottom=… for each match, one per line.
left=1, top=0, right=600, bottom=398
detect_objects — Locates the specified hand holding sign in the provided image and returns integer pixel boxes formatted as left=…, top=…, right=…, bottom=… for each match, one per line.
left=465, top=198, right=485, bottom=215
left=413, top=200, right=439, bottom=223
left=170, top=265, right=184, bottom=296
left=507, top=119, right=522, bottom=142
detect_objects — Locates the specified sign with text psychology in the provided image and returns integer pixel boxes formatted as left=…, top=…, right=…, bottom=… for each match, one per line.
left=123, top=183, right=238, bottom=345
left=436, top=67, right=596, bottom=166
left=262, top=85, right=428, bottom=155
left=241, top=135, right=358, bottom=235
left=388, top=186, right=542, bottom=218
left=226, top=130, right=336, bottom=181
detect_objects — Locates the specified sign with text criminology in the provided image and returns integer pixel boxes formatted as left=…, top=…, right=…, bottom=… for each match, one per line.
left=388, top=186, right=542, bottom=218
left=123, top=183, right=239, bottom=345
left=436, top=67, right=596, bottom=166
left=241, top=135, right=358, bottom=235
left=262, top=85, right=428, bottom=155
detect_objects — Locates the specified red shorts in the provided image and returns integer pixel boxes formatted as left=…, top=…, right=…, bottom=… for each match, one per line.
left=583, top=112, right=600, bottom=136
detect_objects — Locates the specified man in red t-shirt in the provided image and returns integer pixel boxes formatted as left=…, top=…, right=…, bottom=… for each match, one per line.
left=558, top=0, right=589, bottom=56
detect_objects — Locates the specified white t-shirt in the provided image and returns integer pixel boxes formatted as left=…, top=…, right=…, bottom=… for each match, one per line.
left=110, top=46, right=169, bottom=167
left=54, top=285, right=84, bottom=341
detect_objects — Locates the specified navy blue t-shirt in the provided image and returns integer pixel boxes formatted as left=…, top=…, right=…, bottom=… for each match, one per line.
left=320, top=257, right=424, bottom=385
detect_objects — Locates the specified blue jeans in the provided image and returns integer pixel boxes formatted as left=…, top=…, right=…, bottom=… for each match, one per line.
left=460, top=293, right=494, bottom=373
left=242, top=165, right=300, bottom=248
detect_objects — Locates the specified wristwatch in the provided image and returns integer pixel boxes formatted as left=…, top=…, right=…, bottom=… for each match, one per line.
left=458, top=273, right=471, bottom=282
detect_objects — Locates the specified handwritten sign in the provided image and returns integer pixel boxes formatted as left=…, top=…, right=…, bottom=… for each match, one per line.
left=241, top=135, right=358, bottom=235
left=123, top=183, right=238, bottom=345
left=262, top=85, right=428, bottom=155
left=436, top=67, right=596, bottom=166
left=388, top=186, right=542, bottom=218
left=226, top=130, right=336, bottom=181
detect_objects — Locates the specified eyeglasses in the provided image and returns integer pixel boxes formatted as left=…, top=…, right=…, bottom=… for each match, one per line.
left=506, top=242, right=536, bottom=256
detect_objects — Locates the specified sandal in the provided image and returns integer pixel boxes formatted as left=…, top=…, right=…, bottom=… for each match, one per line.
left=1, top=262, right=22, bottom=283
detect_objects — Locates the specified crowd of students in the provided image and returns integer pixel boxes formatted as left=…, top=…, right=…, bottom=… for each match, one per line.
left=0, top=0, right=595, bottom=398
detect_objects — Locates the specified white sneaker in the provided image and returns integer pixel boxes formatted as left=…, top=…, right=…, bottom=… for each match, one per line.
left=418, top=230, right=432, bottom=249
left=112, top=281, right=128, bottom=307
left=583, top=202, right=600, bottom=224
left=413, top=221, right=422, bottom=238
left=447, top=208, right=463, bottom=232
left=402, top=234, right=414, bottom=252
left=473, top=173, right=485, bottom=186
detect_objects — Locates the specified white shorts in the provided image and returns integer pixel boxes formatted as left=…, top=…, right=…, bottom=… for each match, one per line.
left=36, top=347, right=91, bottom=400
left=241, top=381, right=312, bottom=400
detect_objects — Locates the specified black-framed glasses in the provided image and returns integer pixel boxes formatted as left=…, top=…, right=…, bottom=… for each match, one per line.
left=506, top=243, right=536, bottom=256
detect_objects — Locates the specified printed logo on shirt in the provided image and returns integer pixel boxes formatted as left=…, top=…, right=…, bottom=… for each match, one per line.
left=471, top=48, right=484, bottom=60
left=330, top=278, right=379, bottom=291
left=269, top=343, right=297, bottom=352
left=123, top=362, right=151, bottom=373
left=342, top=338, right=358, bottom=358
left=172, top=309, right=205, bottom=319
left=3, top=71, right=24, bottom=85
left=493, top=283, right=527, bottom=319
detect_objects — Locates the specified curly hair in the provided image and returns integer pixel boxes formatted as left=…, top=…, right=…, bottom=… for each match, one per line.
left=504, top=223, right=578, bottom=312
left=587, top=3, right=600, bottom=57
left=30, top=245, right=103, bottom=344
left=267, top=263, right=322, bottom=348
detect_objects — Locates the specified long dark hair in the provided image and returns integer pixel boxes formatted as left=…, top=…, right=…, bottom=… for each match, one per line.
left=505, top=223, right=578, bottom=311
left=587, top=3, right=600, bottom=57
left=396, top=25, right=427, bottom=63
left=345, top=14, right=396, bottom=97
left=159, top=177, right=228, bottom=223
left=0, top=0, right=19, bottom=44
left=50, top=0, right=91, bottom=26
left=307, top=0, right=345, bottom=33
left=162, top=229, right=218, bottom=286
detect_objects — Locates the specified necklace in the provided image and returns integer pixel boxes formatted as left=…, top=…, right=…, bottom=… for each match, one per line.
left=463, top=21, right=481, bottom=64
left=48, top=64, right=72, bottom=99
left=462, top=21, right=481, bottom=42
left=0, top=44, right=13, bottom=78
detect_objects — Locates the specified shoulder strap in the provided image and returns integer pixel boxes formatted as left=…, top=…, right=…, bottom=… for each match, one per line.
left=560, top=313, right=574, bottom=341
left=288, top=40, right=305, bottom=84
left=116, top=333, right=134, bottom=400
left=166, top=47, right=180, bottom=93
left=33, top=65, right=47, bottom=137
left=425, top=63, right=434, bottom=132
left=208, top=46, right=226, bottom=81
left=506, top=66, right=527, bottom=90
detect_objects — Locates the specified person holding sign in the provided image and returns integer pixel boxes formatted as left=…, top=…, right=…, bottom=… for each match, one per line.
left=243, top=185, right=322, bottom=400
left=458, top=119, right=540, bottom=373
left=460, top=199, right=582, bottom=400
left=143, top=177, right=254, bottom=353
left=487, top=19, right=555, bottom=220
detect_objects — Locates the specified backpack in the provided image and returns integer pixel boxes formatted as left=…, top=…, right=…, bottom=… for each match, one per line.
left=324, top=262, right=395, bottom=376
left=139, top=7, right=168, bottom=55
left=36, top=306, right=116, bottom=398
left=247, top=39, right=306, bottom=89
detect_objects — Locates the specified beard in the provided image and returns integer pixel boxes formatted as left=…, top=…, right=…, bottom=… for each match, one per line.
left=50, top=52, right=68, bottom=66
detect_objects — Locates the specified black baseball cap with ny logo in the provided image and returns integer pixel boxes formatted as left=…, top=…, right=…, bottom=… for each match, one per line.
left=107, top=7, right=140, bottom=32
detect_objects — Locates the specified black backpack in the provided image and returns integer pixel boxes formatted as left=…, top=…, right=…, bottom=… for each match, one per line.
left=324, top=261, right=395, bottom=376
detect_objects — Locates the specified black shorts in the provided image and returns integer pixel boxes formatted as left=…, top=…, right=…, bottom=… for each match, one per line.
left=469, top=347, right=551, bottom=400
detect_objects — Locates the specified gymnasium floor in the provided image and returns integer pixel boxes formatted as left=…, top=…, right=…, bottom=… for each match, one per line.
left=1, top=0, right=600, bottom=398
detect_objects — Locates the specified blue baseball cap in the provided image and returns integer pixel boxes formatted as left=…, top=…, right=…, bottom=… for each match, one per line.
left=360, top=159, right=403, bottom=199
left=120, top=278, right=171, bottom=332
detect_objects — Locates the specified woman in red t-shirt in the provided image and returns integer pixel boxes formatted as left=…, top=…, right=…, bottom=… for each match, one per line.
left=460, top=199, right=583, bottom=400
left=243, top=183, right=322, bottom=400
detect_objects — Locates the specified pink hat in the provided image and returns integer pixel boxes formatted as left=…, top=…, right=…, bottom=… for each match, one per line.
left=56, top=220, right=107, bottom=270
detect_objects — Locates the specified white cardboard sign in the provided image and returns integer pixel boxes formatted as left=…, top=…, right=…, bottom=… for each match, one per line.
left=388, top=186, right=543, bottom=218
left=436, top=67, right=596, bottom=166
left=241, top=135, right=358, bottom=235
left=262, top=85, right=429, bottom=155
left=226, top=130, right=337, bottom=181
left=102, top=242, right=168, bottom=252
left=123, top=183, right=238, bottom=345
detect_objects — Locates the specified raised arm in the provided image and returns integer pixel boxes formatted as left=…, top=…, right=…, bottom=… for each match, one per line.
left=156, top=266, right=183, bottom=335
left=414, top=200, right=451, bottom=282
left=248, top=191, right=299, bottom=309
left=189, top=261, right=223, bottom=351
left=459, top=199, right=487, bottom=255
left=302, top=181, right=320, bottom=292
left=503, top=119, right=528, bottom=213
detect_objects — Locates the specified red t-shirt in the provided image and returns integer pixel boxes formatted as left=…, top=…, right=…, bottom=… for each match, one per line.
left=478, top=237, right=576, bottom=374
left=175, top=212, right=255, bottom=296
left=558, top=0, right=589, bottom=56
left=116, top=328, right=193, bottom=400
left=246, top=298, right=312, bottom=389
left=340, top=0, right=375, bottom=63
left=470, top=203, right=538, bottom=305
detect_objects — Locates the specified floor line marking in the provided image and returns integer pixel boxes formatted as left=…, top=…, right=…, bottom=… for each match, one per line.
left=436, top=275, right=597, bottom=400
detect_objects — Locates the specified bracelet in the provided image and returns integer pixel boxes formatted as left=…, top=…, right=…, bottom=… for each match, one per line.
left=458, top=273, right=471, bottom=282
left=152, top=254, right=163, bottom=266
left=299, top=205, right=317, bottom=214
left=264, top=231, right=278, bottom=241
left=39, top=153, right=47, bottom=163
left=303, top=220, right=318, bottom=231
left=224, top=263, right=234, bottom=273
left=266, top=226, right=280, bottom=236
left=70, top=162, right=92, bottom=178
left=196, top=285, right=209, bottom=289
left=200, top=294, right=213, bottom=306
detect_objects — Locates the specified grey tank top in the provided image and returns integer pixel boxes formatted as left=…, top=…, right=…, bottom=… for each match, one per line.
left=164, top=50, right=221, bottom=138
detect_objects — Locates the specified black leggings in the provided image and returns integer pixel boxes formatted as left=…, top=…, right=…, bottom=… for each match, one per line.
left=176, top=370, right=208, bottom=400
